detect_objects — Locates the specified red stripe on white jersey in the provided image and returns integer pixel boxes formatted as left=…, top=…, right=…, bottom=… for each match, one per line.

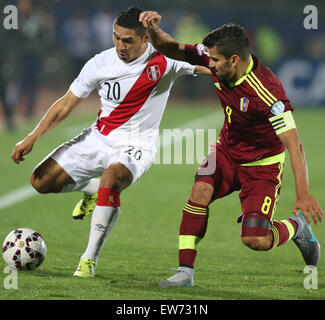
left=96, top=52, right=167, bottom=136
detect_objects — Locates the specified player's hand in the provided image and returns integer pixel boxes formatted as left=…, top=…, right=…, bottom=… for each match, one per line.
left=11, top=136, right=36, bottom=164
left=139, top=11, right=161, bottom=31
left=293, top=194, right=323, bottom=225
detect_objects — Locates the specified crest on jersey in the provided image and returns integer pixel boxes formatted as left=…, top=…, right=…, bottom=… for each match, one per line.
left=240, top=97, right=249, bottom=112
left=146, top=65, right=161, bottom=81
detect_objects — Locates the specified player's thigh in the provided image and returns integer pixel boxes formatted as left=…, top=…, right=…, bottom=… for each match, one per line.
left=193, top=142, right=240, bottom=205
left=31, top=157, right=74, bottom=192
left=31, top=128, right=107, bottom=194
left=48, top=128, right=108, bottom=184
left=239, top=162, right=284, bottom=238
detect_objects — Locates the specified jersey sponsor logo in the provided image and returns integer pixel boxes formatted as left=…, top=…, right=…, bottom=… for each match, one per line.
left=240, top=97, right=249, bottom=112
left=270, top=101, right=285, bottom=115
left=196, top=43, right=208, bottom=56
left=146, top=65, right=161, bottom=81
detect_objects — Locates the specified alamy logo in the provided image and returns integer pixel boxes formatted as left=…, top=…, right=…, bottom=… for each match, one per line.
left=2, top=5, right=18, bottom=30
left=303, top=265, right=318, bottom=289
left=303, top=5, right=318, bottom=30
left=3, top=266, right=18, bottom=290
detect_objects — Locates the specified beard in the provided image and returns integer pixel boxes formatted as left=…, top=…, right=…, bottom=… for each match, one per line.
left=218, top=74, right=228, bottom=84
left=218, top=70, right=233, bottom=84
left=217, top=61, right=234, bottom=84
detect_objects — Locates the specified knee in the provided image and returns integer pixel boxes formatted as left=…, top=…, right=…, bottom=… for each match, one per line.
left=30, top=158, right=70, bottom=193
left=190, top=181, right=214, bottom=205
left=30, top=172, right=48, bottom=193
left=30, top=167, right=56, bottom=194
left=241, top=236, right=271, bottom=251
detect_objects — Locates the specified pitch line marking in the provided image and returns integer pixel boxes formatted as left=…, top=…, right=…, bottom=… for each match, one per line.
left=0, top=185, right=38, bottom=210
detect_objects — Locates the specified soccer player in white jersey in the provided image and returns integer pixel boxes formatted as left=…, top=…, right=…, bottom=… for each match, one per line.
left=11, top=7, right=211, bottom=278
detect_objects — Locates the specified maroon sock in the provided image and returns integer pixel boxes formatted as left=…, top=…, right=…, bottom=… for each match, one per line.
left=179, top=200, right=209, bottom=267
left=271, top=218, right=297, bottom=248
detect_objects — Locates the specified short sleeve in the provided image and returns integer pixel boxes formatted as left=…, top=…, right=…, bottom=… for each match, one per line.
left=170, top=59, right=195, bottom=77
left=184, top=44, right=210, bottom=68
left=70, top=55, right=101, bottom=99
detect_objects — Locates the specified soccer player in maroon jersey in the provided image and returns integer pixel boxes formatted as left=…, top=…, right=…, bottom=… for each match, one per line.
left=140, top=11, right=323, bottom=286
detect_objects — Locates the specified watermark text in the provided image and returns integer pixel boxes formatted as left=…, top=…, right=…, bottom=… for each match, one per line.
left=2, top=5, right=18, bottom=30
left=3, top=266, right=18, bottom=290
left=303, top=5, right=318, bottom=30
left=303, top=265, right=318, bottom=289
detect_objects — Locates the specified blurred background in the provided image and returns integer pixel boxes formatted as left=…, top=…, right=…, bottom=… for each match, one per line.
left=0, top=0, right=324, bottom=131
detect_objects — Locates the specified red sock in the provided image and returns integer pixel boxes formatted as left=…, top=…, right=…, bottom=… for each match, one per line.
left=97, top=188, right=120, bottom=207
left=179, top=200, right=208, bottom=268
left=271, top=218, right=297, bottom=248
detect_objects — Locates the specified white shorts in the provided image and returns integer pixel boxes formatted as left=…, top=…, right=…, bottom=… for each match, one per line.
left=49, top=127, right=156, bottom=184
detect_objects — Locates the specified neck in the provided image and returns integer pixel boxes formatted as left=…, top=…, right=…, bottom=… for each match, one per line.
left=228, top=55, right=252, bottom=85
left=237, top=57, right=252, bottom=78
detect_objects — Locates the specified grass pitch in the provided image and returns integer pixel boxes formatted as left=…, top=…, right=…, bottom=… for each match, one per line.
left=0, top=101, right=324, bottom=300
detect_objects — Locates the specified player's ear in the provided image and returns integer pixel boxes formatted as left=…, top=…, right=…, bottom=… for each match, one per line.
left=231, top=54, right=240, bottom=67
left=143, top=32, right=150, bottom=43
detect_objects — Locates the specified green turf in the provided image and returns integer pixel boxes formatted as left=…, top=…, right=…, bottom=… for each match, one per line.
left=0, top=102, right=324, bottom=300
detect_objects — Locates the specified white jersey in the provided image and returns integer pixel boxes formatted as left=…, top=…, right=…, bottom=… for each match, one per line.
left=70, top=42, right=195, bottom=149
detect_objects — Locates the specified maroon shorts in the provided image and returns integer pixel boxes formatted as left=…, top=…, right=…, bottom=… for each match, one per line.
left=195, top=142, right=284, bottom=237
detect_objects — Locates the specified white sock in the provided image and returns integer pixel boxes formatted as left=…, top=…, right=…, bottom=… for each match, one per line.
left=80, top=205, right=120, bottom=263
left=61, top=178, right=100, bottom=195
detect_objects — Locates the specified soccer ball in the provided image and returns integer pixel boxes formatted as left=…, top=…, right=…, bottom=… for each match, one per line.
left=2, top=228, right=47, bottom=270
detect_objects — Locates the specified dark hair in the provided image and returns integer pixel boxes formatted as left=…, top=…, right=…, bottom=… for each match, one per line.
left=203, top=23, right=250, bottom=59
left=114, top=7, right=147, bottom=37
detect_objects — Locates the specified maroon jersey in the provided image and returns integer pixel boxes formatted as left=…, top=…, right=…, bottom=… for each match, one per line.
left=185, top=44, right=294, bottom=164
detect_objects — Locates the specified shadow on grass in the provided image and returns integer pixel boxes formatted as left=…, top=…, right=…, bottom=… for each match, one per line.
left=93, top=271, right=278, bottom=300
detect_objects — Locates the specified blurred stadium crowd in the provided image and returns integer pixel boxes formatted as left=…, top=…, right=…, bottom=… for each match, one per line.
left=0, top=0, right=324, bottom=130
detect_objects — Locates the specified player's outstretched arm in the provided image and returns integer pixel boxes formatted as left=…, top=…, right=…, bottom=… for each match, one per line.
left=194, top=66, right=212, bottom=76
left=11, top=90, right=81, bottom=164
left=278, top=128, right=323, bottom=225
left=139, top=11, right=186, bottom=61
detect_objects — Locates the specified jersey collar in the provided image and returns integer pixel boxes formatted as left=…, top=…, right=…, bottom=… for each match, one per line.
left=228, top=55, right=254, bottom=88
